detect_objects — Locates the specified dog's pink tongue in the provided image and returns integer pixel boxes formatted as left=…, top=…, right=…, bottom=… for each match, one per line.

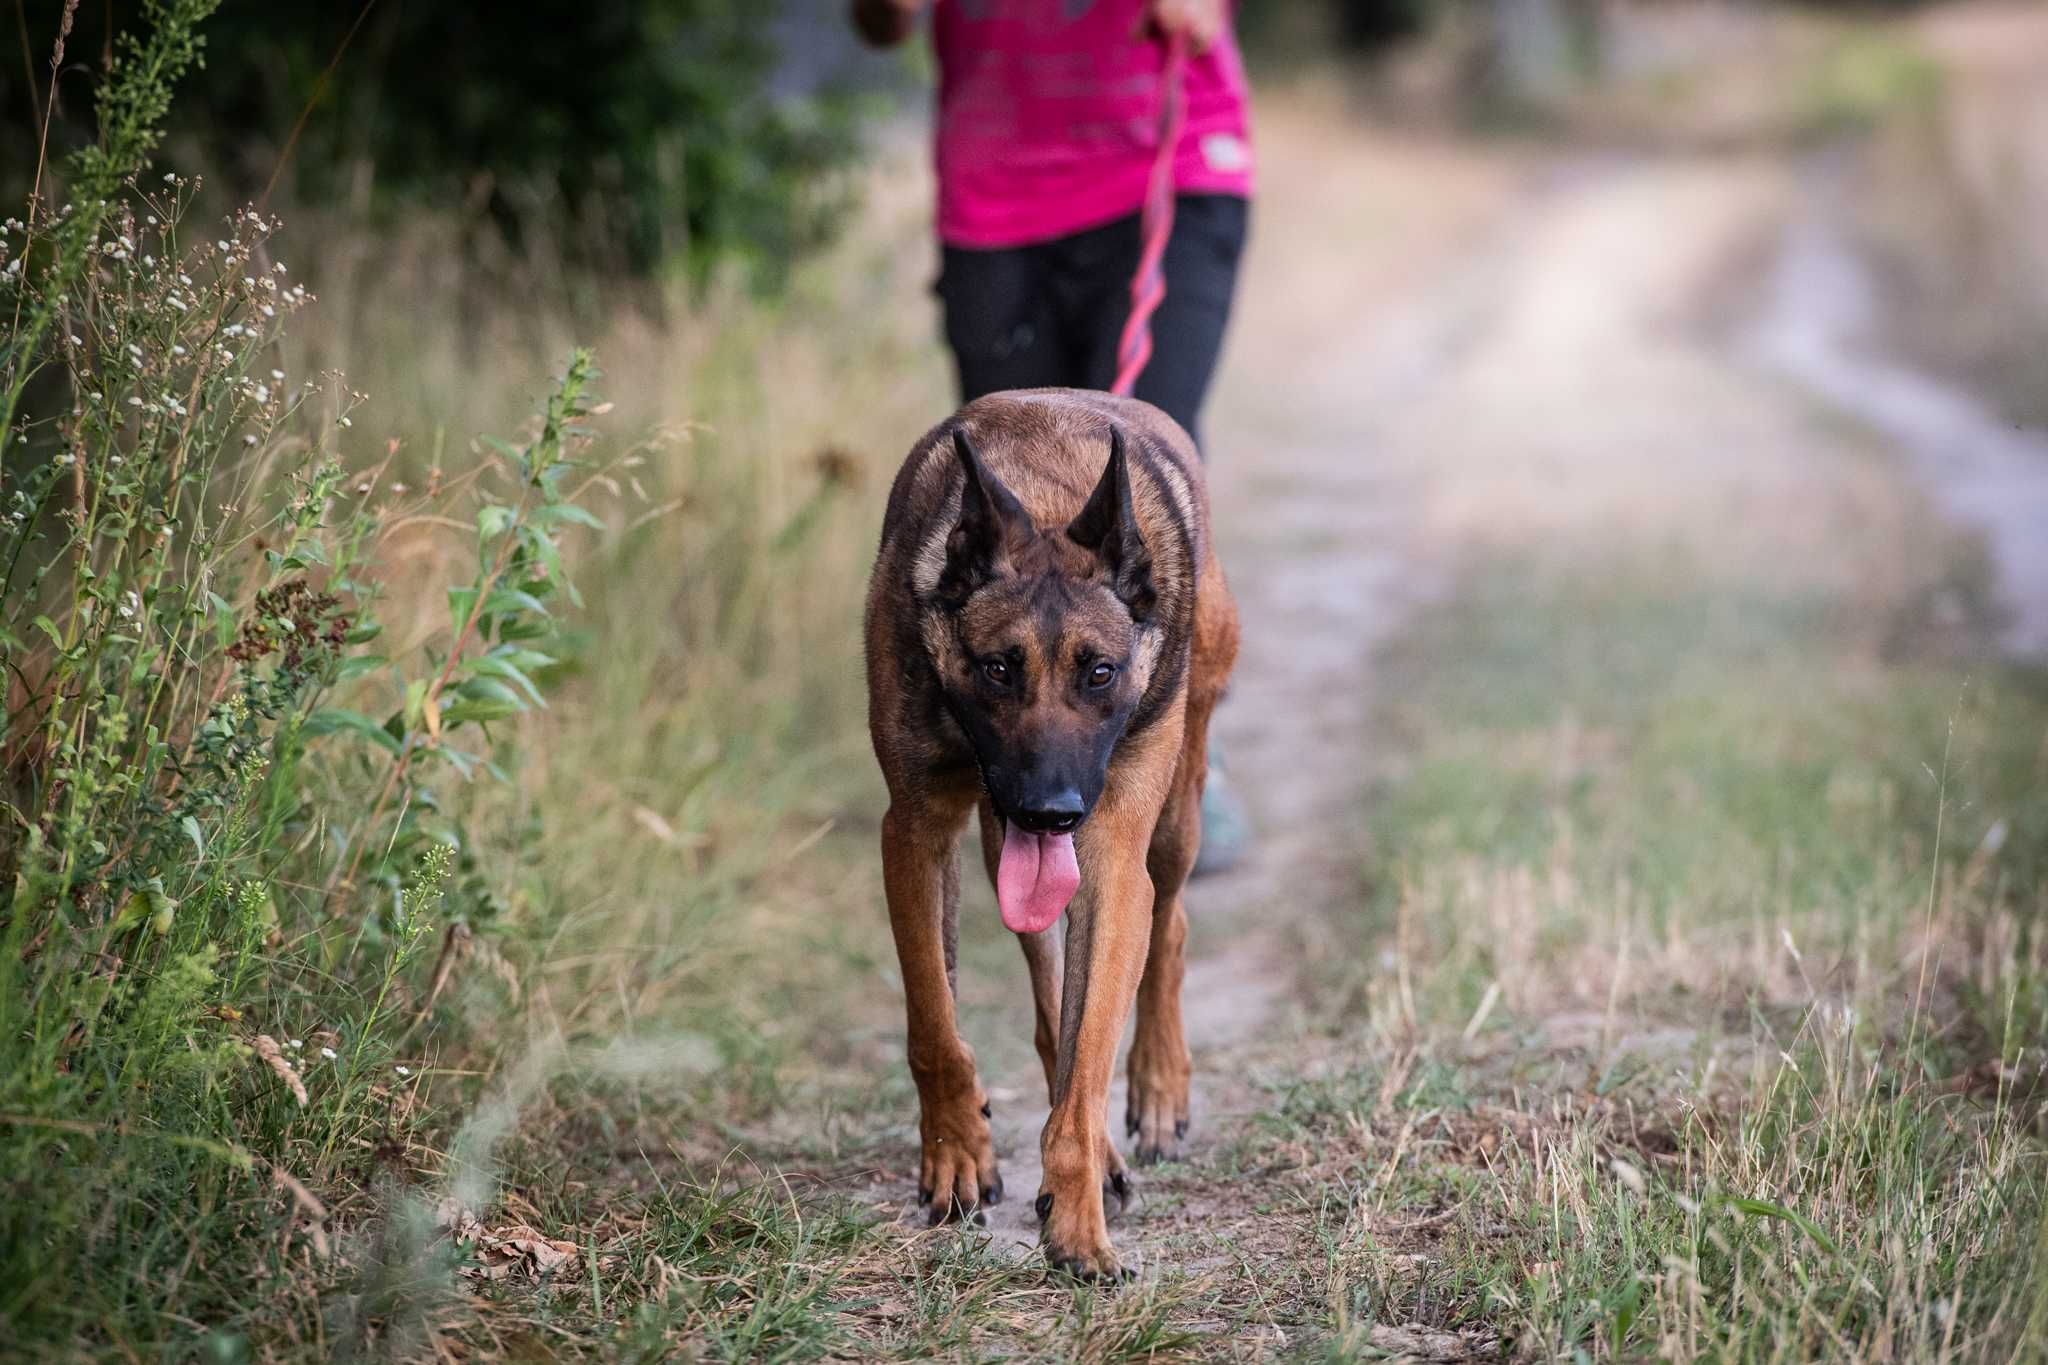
left=995, top=822, right=1081, bottom=934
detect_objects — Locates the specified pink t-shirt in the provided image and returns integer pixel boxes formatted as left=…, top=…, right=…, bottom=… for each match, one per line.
left=930, top=0, right=1254, bottom=249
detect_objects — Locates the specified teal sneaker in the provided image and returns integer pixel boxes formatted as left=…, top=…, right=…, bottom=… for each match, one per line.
left=1192, top=750, right=1252, bottom=877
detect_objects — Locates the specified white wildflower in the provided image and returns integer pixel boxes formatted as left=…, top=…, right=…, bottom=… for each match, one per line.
left=320, top=1047, right=337, bottom=1060
left=396, top=1065, right=412, bottom=1077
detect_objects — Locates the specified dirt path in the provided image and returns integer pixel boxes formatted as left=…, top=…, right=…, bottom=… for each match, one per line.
left=969, top=193, right=1485, bottom=1262
left=921, top=140, right=1807, bottom=1271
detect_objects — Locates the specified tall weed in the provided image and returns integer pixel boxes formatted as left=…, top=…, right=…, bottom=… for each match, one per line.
left=0, top=4, right=625, bottom=1351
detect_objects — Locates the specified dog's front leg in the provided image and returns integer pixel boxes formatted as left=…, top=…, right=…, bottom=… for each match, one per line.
left=1035, top=821, right=1159, bottom=1279
left=883, top=800, right=1001, bottom=1223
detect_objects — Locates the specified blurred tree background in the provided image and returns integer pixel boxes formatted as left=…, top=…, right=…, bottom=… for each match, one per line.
left=3, top=0, right=876, bottom=286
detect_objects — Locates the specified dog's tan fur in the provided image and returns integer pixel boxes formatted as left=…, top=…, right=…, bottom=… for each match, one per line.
left=864, top=389, right=1238, bottom=1278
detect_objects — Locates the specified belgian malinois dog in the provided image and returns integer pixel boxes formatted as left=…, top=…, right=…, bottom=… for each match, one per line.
left=864, top=389, right=1239, bottom=1279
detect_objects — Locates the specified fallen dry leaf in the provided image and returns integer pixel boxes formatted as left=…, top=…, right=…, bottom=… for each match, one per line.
left=464, top=1226, right=579, bottom=1280
left=252, top=1033, right=308, bottom=1108
left=436, top=1199, right=579, bottom=1281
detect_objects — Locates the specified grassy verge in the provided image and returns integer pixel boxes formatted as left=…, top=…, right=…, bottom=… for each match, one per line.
left=0, top=5, right=946, bottom=1357
left=1265, top=549, right=2048, bottom=1361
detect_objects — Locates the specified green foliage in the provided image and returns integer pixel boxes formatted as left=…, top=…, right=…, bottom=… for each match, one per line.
left=6, top=0, right=867, bottom=285
left=0, top=9, right=617, bottom=1349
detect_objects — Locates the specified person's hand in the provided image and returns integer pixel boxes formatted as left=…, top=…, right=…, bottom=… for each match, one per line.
left=1139, top=0, right=1226, bottom=54
left=852, top=0, right=924, bottom=48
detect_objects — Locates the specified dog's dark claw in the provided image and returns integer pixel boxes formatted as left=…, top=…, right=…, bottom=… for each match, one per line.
left=1174, top=1118, right=1189, bottom=1140
left=1103, top=1168, right=1135, bottom=1218
left=1126, top=1111, right=1139, bottom=1137
left=1034, top=1192, right=1054, bottom=1222
left=983, top=1173, right=1004, bottom=1205
left=981, top=1100, right=992, bottom=1118
left=917, top=1184, right=932, bottom=1205
left=1049, top=1256, right=1135, bottom=1285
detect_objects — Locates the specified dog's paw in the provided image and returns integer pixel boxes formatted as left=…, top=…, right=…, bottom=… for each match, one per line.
left=1036, top=1185, right=1129, bottom=1283
left=917, top=1093, right=1001, bottom=1225
left=1125, top=1081, right=1189, bottom=1165
left=1126, top=1034, right=1191, bottom=1165
left=1041, top=1209, right=1132, bottom=1284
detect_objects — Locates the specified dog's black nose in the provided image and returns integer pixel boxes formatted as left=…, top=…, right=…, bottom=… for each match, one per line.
left=1012, top=790, right=1085, bottom=834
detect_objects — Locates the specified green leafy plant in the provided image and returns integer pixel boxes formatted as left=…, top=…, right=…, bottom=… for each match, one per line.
left=0, top=6, right=621, bottom=1350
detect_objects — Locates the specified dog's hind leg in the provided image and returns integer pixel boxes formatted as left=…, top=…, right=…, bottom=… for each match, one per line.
left=1127, top=738, right=1200, bottom=1165
left=979, top=800, right=1062, bottom=1102
left=884, top=796, right=1002, bottom=1223
left=1129, top=565, right=1240, bottom=1164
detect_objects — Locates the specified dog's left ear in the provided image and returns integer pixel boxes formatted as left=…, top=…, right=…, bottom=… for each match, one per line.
left=936, top=427, right=1027, bottom=606
left=1066, top=426, right=1156, bottom=620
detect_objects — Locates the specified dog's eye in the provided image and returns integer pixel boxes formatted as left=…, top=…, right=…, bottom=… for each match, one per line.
left=981, top=658, right=1011, bottom=686
left=1087, top=661, right=1117, bottom=689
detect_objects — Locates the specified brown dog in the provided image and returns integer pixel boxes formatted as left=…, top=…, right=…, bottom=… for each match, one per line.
left=864, top=388, right=1239, bottom=1278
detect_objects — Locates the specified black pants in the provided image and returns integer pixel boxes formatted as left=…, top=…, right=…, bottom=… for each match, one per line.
left=936, top=194, right=1248, bottom=452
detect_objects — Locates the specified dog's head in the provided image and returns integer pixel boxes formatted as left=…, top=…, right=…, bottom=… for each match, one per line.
left=923, top=426, right=1160, bottom=932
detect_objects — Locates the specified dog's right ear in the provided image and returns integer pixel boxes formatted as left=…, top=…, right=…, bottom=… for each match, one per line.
left=935, top=427, right=1026, bottom=605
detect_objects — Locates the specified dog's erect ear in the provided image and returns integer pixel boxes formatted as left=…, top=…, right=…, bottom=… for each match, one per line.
left=936, top=427, right=1027, bottom=605
left=1066, top=426, right=1156, bottom=620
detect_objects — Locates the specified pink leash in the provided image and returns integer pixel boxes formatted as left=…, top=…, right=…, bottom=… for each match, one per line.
left=1109, top=34, right=1190, bottom=398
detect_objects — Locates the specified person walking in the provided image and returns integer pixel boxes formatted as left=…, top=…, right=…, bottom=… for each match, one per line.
left=854, top=0, right=1256, bottom=871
